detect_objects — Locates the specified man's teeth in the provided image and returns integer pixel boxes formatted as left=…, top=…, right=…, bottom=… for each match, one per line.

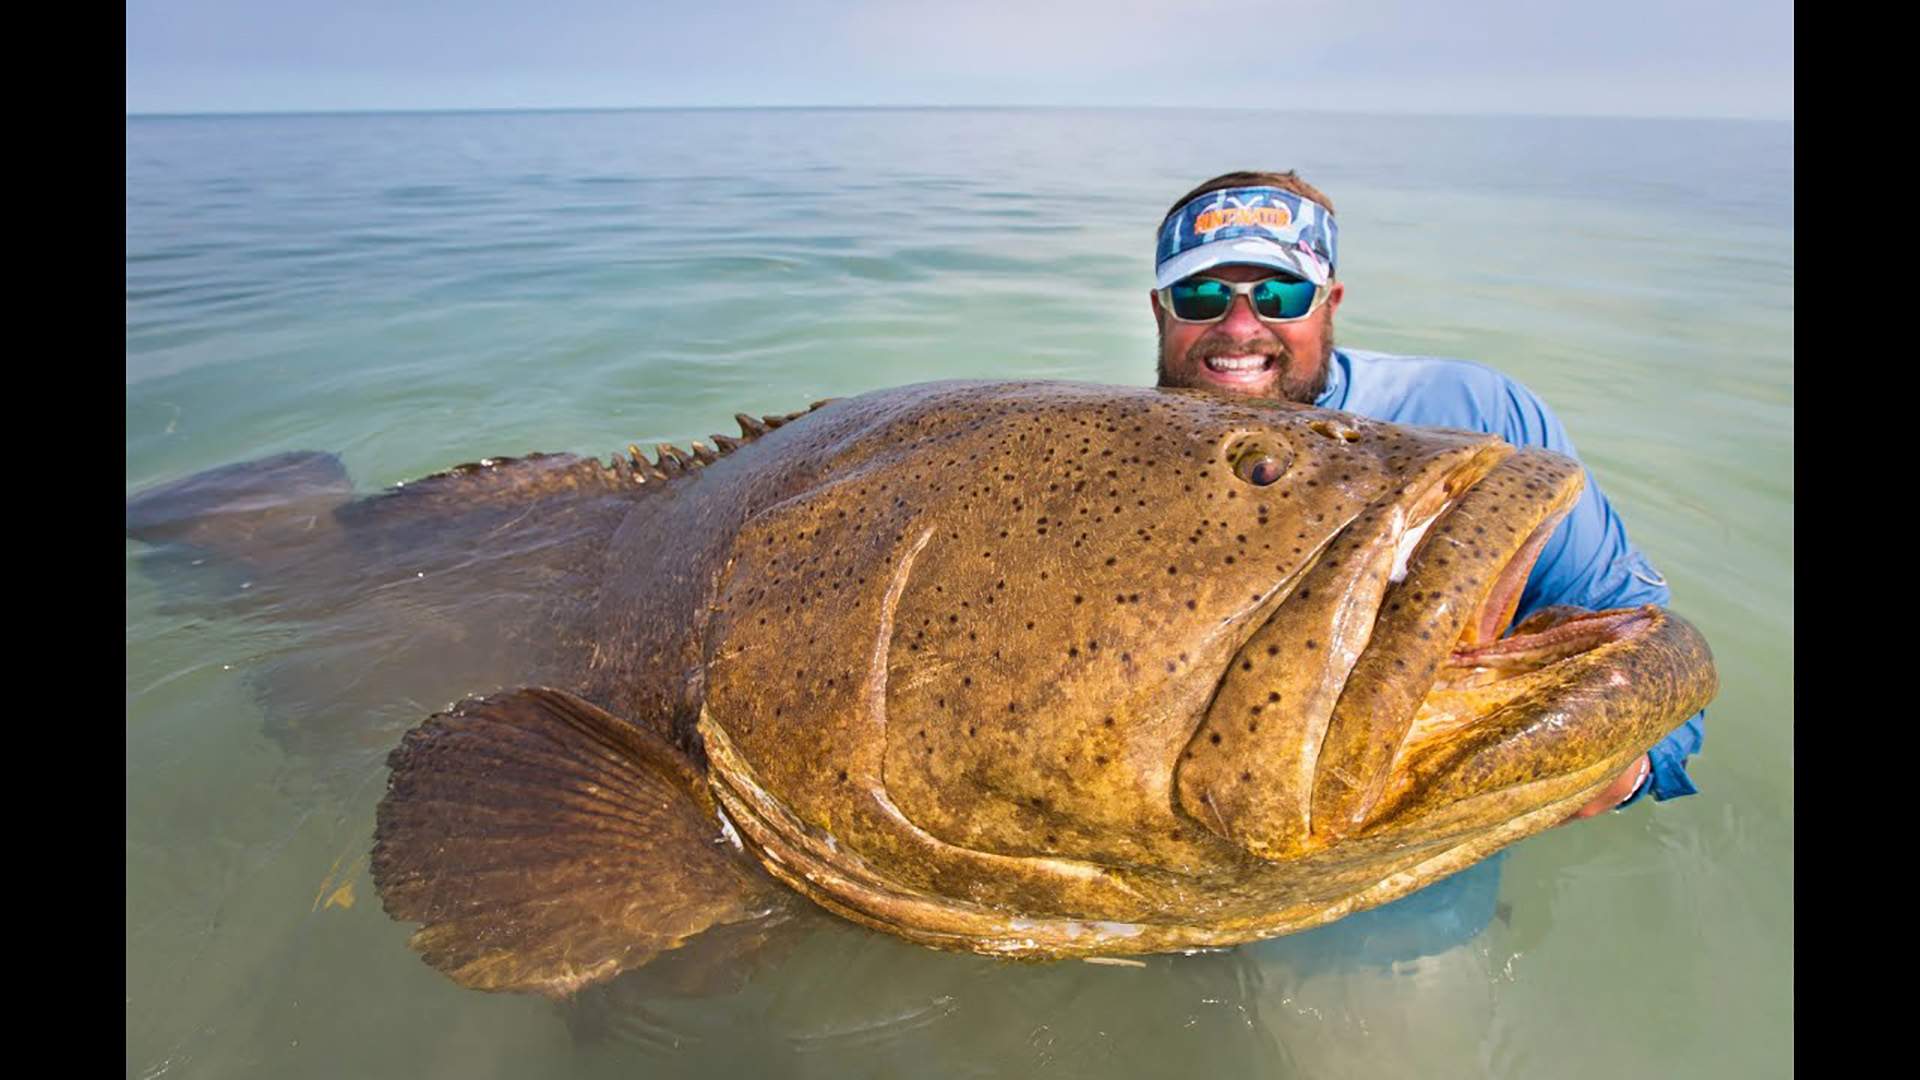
left=1205, top=355, right=1270, bottom=373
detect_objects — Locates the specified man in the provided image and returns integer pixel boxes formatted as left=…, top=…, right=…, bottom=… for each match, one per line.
left=1151, top=170, right=1704, bottom=825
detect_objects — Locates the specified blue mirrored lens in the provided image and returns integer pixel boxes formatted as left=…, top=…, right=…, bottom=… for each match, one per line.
left=1168, top=280, right=1233, bottom=320
left=1252, top=278, right=1318, bottom=319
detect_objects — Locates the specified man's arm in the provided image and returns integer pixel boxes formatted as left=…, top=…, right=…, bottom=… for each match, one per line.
left=1495, top=380, right=1705, bottom=806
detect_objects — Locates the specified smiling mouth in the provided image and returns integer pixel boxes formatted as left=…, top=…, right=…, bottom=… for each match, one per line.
left=1201, top=354, right=1277, bottom=379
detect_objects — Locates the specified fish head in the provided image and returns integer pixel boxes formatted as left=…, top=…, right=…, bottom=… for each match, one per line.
left=697, top=381, right=1714, bottom=950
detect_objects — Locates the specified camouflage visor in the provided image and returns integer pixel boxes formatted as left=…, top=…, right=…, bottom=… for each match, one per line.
left=1155, top=186, right=1339, bottom=289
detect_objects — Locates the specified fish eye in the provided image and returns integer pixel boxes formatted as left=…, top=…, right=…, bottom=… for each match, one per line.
left=1225, top=436, right=1290, bottom=487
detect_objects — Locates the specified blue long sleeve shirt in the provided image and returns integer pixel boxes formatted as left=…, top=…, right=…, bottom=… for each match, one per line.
left=1314, top=348, right=1703, bottom=804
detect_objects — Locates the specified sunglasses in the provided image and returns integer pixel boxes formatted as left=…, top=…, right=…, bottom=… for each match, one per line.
left=1157, top=275, right=1326, bottom=324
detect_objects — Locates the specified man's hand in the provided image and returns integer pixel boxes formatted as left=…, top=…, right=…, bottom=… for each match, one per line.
left=1559, top=755, right=1651, bottom=825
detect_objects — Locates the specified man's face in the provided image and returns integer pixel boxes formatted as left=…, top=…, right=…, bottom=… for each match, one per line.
left=1153, top=263, right=1345, bottom=403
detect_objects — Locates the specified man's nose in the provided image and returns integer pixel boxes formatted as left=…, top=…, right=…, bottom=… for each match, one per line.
left=1217, top=292, right=1267, bottom=335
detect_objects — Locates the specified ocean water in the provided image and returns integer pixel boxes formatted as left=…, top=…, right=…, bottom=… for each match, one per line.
left=126, top=109, right=1793, bottom=1079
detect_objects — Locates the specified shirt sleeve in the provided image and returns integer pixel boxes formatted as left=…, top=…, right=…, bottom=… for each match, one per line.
left=1492, top=379, right=1704, bottom=803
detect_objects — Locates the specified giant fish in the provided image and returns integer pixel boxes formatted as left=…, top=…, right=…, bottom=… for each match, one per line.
left=124, top=381, right=1717, bottom=998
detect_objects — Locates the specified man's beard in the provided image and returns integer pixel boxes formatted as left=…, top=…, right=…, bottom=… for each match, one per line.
left=1156, top=320, right=1335, bottom=404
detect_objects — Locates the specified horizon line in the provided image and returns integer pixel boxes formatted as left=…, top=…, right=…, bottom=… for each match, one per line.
left=125, top=103, right=1793, bottom=124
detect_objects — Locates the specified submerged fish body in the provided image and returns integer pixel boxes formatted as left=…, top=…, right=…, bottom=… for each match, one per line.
left=126, top=380, right=1716, bottom=997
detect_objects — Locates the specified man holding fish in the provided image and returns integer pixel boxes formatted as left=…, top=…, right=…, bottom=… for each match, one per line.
left=1149, top=170, right=1703, bottom=825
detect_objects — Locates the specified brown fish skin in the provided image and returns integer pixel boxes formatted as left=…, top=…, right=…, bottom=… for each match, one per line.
left=665, top=382, right=1713, bottom=955
left=132, top=380, right=1715, bottom=993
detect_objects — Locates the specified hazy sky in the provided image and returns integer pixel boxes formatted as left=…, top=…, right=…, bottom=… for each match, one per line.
left=125, top=1, right=1793, bottom=119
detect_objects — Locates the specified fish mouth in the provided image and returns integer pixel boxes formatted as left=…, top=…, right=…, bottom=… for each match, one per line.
left=1309, top=446, right=1604, bottom=836
left=1178, top=441, right=1615, bottom=857
left=1445, top=605, right=1659, bottom=681
left=1391, top=604, right=1672, bottom=765
left=1406, top=477, right=1575, bottom=652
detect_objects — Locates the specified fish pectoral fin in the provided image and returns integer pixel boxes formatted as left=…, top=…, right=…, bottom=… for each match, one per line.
left=372, top=687, right=778, bottom=999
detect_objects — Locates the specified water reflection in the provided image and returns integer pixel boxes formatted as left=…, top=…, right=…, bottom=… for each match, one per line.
left=554, top=855, right=1510, bottom=1077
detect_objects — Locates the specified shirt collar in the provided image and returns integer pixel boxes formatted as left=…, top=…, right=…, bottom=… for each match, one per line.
left=1314, top=349, right=1351, bottom=410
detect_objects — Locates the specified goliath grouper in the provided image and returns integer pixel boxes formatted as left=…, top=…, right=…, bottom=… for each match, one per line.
left=124, top=381, right=1716, bottom=998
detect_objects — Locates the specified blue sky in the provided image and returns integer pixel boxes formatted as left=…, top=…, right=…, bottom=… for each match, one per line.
left=126, top=1, right=1793, bottom=119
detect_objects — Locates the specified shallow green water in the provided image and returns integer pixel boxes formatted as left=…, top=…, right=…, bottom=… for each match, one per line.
left=127, top=109, right=1792, bottom=1079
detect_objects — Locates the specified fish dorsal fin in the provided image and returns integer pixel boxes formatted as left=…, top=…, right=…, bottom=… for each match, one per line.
left=127, top=397, right=844, bottom=576
left=372, top=687, right=779, bottom=998
left=607, top=395, right=840, bottom=484
left=331, top=452, right=655, bottom=548
left=382, top=452, right=629, bottom=501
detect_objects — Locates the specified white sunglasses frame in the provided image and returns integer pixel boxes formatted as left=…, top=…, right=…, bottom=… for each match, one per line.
left=1155, top=276, right=1329, bottom=325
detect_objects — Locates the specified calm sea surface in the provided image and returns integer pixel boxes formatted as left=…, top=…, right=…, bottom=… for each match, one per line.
left=126, top=109, right=1793, bottom=1079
